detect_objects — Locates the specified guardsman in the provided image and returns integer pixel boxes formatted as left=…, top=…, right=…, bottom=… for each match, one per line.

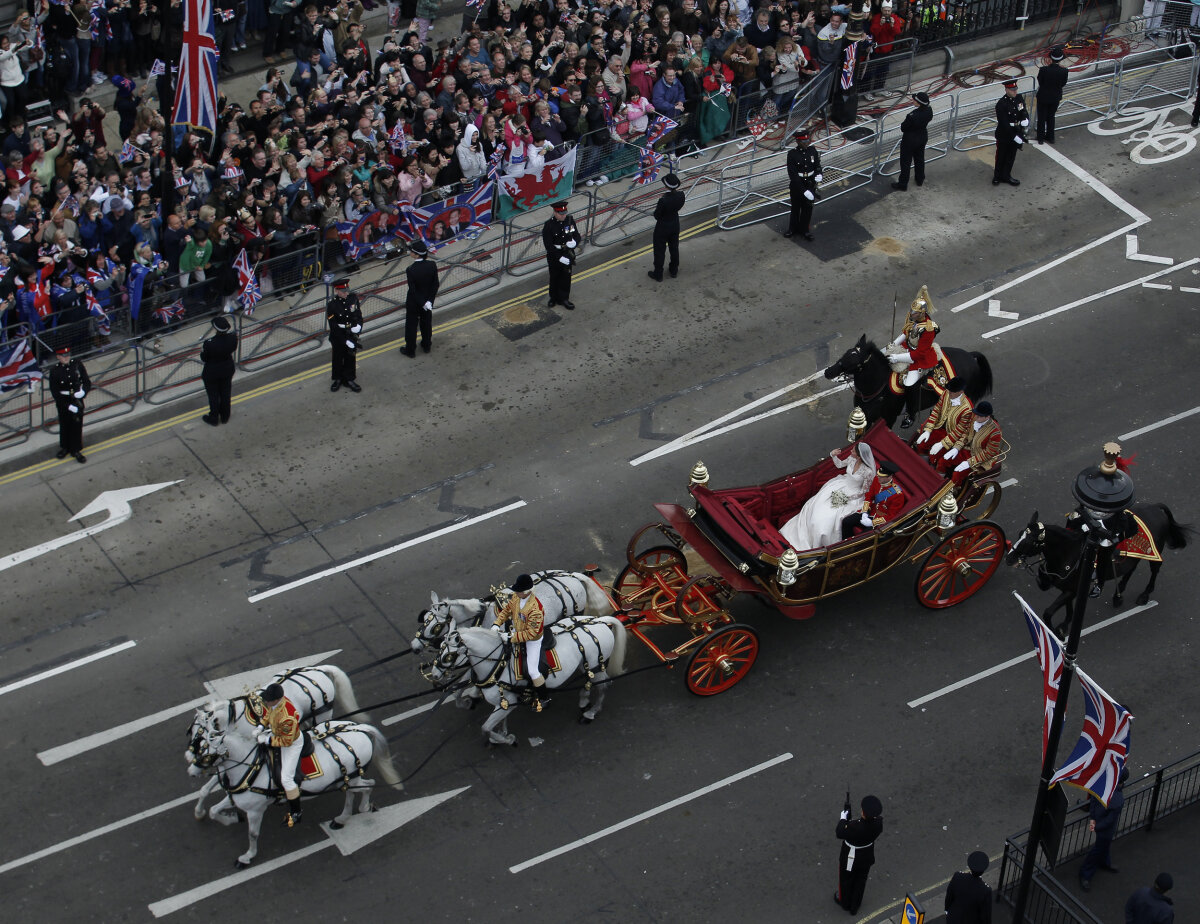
left=647, top=173, right=685, bottom=282
left=48, top=346, right=91, bottom=463
left=200, top=315, right=238, bottom=426
left=256, top=683, right=305, bottom=826
left=914, top=375, right=971, bottom=461
left=993, top=79, right=1029, bottom=186
left=492, top=574, right=549, bottom=710
left=890, top=91, right=933, bottom=191
left=938, top=400, right=1003, bottom=484
left=542, top=200, right=581, bottom=310
left=889, top=285, right=940, bottom=428
left=1036, top=47, right=1069, bottom=144
left=835, top=794, right=884, bottom=914
left=841, top=461, right=905, bottom=539
left=785, top=129, right=822, bottom=241
left=327, top=277, right=363, bottom=392
left=945, top=851, right=992, bottom=923
left=401, top=239, right=440, bottom=357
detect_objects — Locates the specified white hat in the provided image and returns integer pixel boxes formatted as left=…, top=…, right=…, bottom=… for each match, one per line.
left=881, top=1, right=893, bottom=7
left=11, top=224, right=29, bottom=241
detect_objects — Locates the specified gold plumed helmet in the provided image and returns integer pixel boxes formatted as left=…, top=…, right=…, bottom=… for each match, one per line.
left=910, top=284, right=934, bottom=316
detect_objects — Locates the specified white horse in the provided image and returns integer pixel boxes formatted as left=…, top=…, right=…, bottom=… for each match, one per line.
left=186, top=712, right=401, bottom=868
left=189, top=664, right=363, bottom=821
left=430, top=615, right=627, bottom=746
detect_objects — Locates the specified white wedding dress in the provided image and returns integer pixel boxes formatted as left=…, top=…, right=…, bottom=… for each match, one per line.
left=780, top=445, right=876, bottom=551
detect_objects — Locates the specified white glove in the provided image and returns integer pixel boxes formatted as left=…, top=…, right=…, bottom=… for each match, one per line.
left=815, top=173, right=823, bottom=182
left=73, top=389, right=85, bottom=399
left=559, top=255, right=570, bottom=265
left=803, top=189, right=815, bottom=201
left=860, top=513, right=872, bottom=528
left=929, top=442, right=944, bottom=457
left=67, top=404, right=79, bottom=414
left=915, top=430, right=930, bottom=445
left=422, top=301, right=433, bottom=312
left=954, top=460, right=970, bottom=473
left=944, top=447, right=959, bottom=461
left=892, top=351, right=913, bottom=364
left=1020, top=119, right=1029, bottom=127
left=1015, top=136, right=1025, bottom=146
left=893, top=332, right=906, bottom=346
left=840, top=810, right=849, bottom=820
left=565, top=239, right=576, bottom=249
left=350, top=324, right=361, bottom=333
left=345, top=339, right=356, bottom=350
left=257, top=730, right=272, bottom=744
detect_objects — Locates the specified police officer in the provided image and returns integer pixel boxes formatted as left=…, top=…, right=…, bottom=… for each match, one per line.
left=648, top=173, right=685, bottom=282
left=1036, top=47, right=1069, bottom=144
left=543, top=200, right=581, bottom=310
left=48, top=346, right=90, bottom=463
left=785, top=129, right=822, bottom=241
left=945, top=851, right=992, bottom=923
left=200, top=315, right=238, bottom=426
left=326, top=278, right=363, bottom=392
left=993, top=79, right=1029, bottom=186
left=891, top=92, right=933, bottom=191
left=835, top=794, right=884, bottom=914
left=402, top=239, right=440, bottom=357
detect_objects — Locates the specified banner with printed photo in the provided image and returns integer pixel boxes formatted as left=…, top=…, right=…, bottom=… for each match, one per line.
left=335, top=182, right=495, bottom=261
left=495, top=147, right=576, bottom=222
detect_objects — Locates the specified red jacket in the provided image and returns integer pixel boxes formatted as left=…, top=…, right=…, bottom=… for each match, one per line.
left=864, top=477, right=905, bottom=526
left=869, top=13, right=905, bottom=55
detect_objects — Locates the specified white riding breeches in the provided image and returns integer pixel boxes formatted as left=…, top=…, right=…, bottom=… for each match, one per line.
left=902, top=369, right=925, bottom=387
left=525, top=637, right=544, bottom=683
left=279, top=740, right=303, bottom=798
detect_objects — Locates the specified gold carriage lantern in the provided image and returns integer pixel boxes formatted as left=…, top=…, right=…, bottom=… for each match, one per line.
left=936, top=493, right=959, bottom=533
left=690, top=460, right=710, bottom=487
left=847, top=407, right=868, bottom=444
left=777, top=547, right=800, bottom=586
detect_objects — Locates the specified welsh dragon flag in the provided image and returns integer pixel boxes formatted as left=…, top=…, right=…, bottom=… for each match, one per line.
left=494, top=146, right=577, bottom=222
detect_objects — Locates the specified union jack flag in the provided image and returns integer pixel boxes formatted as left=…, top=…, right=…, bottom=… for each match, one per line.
left=233, top=248, right=261, bottom=314
left=643, top=115, right=678, bottom=149
left=150, top=59, right=167, bottom=77
left=154, top=298, right=186, bottom=324
left=398, top=181, right=494, bottom=252
left=634, top=149, right=666, bottom=185
left=118, top=141, right=145, bottom=164
left=58, top=195, right=80, bottom=217
left=841, top=42, right=858, bottom=90
left=32, top=24, right=45, bottom=52
left=388, top=120, right=409, bottom=154
left=1020, top=594, right=1063, bottom=763
left=486, top=143, right=507, bottom=181
left=0, top=338, right=41, bottom=392
left=85, top=288, right=111, bottom=337
left=173, top=0, right=220, bottom=136
left=335, top=222, right=372, bottom=261
left=1050, top=668, right=1133, bottom=807
left=465, top=0, right=483, bottom=7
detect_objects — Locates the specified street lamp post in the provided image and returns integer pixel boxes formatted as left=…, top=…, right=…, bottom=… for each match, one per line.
left=1011, top=444, right=1134, bottom=921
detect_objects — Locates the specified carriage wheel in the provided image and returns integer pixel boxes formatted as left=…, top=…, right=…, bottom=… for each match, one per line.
left=685, top=624, right=760, bottom=696
left=960, top=479, right=1002, bottom=522
left=915, top=521, right=1006, bottom=609
left=612, top=546, right=688, bottom=604
left=673, top=575, right=730, bottom=625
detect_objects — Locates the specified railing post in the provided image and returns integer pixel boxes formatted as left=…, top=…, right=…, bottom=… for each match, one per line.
left=1146, top=767, right=1164, bottom=831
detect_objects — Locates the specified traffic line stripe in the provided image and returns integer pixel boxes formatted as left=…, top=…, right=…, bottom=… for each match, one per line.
left=1179, top=286, right=1200, bottom=294
left=1036, top=143, right=1151, bottom=224
left=0, top=640, right=136, bottom=697
left=1141, top=282, right=1172, bottom=289
left=381, top=700, right=438, bottom=726
left=1119, top=405, right=1200, bottom=441
left=1125, top=233, right=1174, bottom=265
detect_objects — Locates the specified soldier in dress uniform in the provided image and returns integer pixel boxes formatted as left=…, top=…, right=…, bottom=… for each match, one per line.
left=938, top=400, right=1003, bottom=485
left=841, top=461, right=905, bottom=539
left=889, top=285, right=940, bottom=428
left=492, top=573, right=549, bottom=710
left=48, top=346, right=91, bottom=463
left=256, top=683, right=306, bottom=826
left=200, top=315, right=238, bottom=426
left=326, top=277, right=363, bottom=392
left=834, top=794, right=884, bottom=915
left=945, top=850, right=992, bottom=923
left=542, top=200, right=581, bottom=310
left=993, top=79, right=1029, bottom=186
left=647, top=173, right=685, bottom=282
left=891, top=91, right=933, bottom=191
left=1036, top=47, right=1069, bottom=144
left=914, top=375, right=971, bottom=461
left=401, top=239, right=440, bottom=357
left=785, top=129, right=822, bottom=241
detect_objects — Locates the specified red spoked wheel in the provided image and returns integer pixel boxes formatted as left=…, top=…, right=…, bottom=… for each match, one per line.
left=915, top=521, right=1006, bottom=609
left=673, top=575, right=730, bottom=625
left=685, top=624, right=760, bottom=696
left=612, top=546, right=687, bottom=598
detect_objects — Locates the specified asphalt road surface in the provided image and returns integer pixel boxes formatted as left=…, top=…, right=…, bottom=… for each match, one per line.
left=2, top=102, right=1199, bottom=923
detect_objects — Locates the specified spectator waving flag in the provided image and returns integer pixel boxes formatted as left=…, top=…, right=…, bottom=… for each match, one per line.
left=643, top=115, right=679, bottom=149
left=1020, top=593, right=1063, bottom=763
left=486, top=143, right=507, bottom=181
left=85, top=288, right=111, bottom=337
left=118, top=140, right=145, bottom=164
left=150, top=59, right=167, bottom=77
left=173, top=0, right=220, bottom=135
left=1050, top=669, right=1133, bottom=807
left=154, top=298, right=186, bottom=324
left=0, top=338, right=42, bottom=392
left=464, top=0, right=483, bottom=7
left=233, top=248, right=262, bottom=314
left=388, top=120, right=409, bottom=154
left=634, top=149, right=666, bottom=185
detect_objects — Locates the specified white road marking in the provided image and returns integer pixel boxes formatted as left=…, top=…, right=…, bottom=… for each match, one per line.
left=381, top=700, right=439, bottom=726
left=987, top=299, right=1019, bottom=320
left=907, top=601, right=1158, bottom=708
left=1125, top=233, right=1173, bottom=265
left=1179, top=286, right=1200, bottom=294
left=247, top=501, right=528, bottom=603
left=998, top=478, right=1019, bottom=488
left=1036, top=144, right=1151, bottom=224
left=37, top=650, right=341, bottom=766
left=1141, top=282, right=1173, bottom=289
left=1120, top=406, right=1200, bottom=441
left=0, top=792, right=197, bottom=875
left=0, top=640, right=137, bottom=697
left=509, top=753, right=793, bottom=874
left=982, top=259, right=1200, bottom=338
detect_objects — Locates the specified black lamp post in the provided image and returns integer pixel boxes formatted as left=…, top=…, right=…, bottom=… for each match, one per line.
left=1012, top=443, right=1135, bottom=920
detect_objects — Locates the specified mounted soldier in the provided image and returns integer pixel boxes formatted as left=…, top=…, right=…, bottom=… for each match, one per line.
left=887, top=285, right=941, bottom=428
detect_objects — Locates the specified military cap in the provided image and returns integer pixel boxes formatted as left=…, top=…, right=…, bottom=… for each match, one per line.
left=661, top=173, right=681, bottom=190
left=262, top=683, right=285, bottom=702
left=211, top=315, right=232, bottom=332
left=968, top=851, right=989, bottom=874
left=861, top=794, right=883, bottom=818
left=876, top=461, right=899, bottom=477
left=511, top=574, right=534, bottom=592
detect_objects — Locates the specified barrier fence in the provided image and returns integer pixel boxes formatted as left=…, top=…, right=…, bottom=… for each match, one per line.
left=2, top=43, right=1196, bottom=456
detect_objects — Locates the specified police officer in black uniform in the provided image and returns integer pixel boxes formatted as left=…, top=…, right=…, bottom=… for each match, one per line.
left=993, top=79, right=1030, bottom=186
left=647, top=173, right=685, bottom=282
left=785, top=129, right=822, bottom=241
left=48, top=346, right=91, bottom=463
left=891, top=92, right=933, bottom=191
left=1036, top=47, right=1069, bottom=144
left=835, top=794, right=884, bottom=915
left=402, top=239, right=440, bottom=357
left=200, top=315, right=238, bottom=426
left=542, top=199, right=581, bottom=310
left=945, top=850, right=993, bottom=923
left=326, top=278, right=363, bottom=392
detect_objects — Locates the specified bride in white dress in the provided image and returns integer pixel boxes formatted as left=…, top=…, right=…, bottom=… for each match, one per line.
left=780, top=443, right=877, bottom=551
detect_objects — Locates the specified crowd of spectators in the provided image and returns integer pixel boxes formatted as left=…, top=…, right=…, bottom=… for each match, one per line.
left=0, top=0, right=913, bottom=358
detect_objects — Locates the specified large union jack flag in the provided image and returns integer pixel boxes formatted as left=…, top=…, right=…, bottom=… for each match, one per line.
left=233, top=248, right=262, bottom=314
left=0, top=338, right=41, bottom=392
left=173, top=0, right=220, bottom=135
left=841, top=41, right=858, bottom=90
left=1050, top=668, right=1133, bottom=806
left=85, top=288, right=111, bottom=337
left=1020, top=593, right=1063, bottom=763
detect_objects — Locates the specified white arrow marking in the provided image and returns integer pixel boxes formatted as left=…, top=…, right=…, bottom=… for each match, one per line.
left=1125, top=233, right=1173, bottom=265
left=0, top=481, right=182, bottom=573
left=36, top=650, right=341, bottom=766
left=987, top=298, right=1019, bottom=320
left=148, top=788, right=469, bottom=917
left=0, top=640, right=137, bottom=697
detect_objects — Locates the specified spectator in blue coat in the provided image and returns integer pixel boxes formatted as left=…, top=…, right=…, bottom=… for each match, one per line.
left=652, top=66, right=686, bottom=120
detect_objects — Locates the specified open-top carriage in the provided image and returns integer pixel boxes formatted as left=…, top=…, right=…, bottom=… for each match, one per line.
left=613, top=420, right=1006, bottom=695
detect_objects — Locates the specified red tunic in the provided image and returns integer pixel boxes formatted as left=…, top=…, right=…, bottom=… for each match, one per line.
left=864, top=477, right=906, bottom=526
left=905, top=323, right=938, bottom=370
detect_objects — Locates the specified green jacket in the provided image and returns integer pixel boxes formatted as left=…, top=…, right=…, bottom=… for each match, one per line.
left=179, top=239, right=213, bottom=273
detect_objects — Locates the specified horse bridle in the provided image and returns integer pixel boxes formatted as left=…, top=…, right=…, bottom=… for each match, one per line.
left=832, top=346, right=887, bottom=405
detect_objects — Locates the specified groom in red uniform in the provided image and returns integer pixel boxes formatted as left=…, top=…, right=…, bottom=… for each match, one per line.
left=841, top=460, right=905, bottom=539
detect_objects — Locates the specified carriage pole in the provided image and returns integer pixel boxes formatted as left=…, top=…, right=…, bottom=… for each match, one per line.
left=1011, top=451, right=1134, bottom=921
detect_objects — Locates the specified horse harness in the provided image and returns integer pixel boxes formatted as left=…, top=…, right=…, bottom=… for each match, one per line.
left=477, top=617, right=611, bottom=709
left=218, top=726, right=368, bottom=799
left=837, top=349, right=887, bottom=406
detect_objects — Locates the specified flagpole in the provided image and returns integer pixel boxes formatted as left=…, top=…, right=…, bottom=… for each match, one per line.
left=158, top=0, right=175, bottom=219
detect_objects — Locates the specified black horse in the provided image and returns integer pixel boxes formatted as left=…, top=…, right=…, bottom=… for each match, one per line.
left=823, top=335, right=993, bottom=428
left=1006, top=505, right=1191, bottom=636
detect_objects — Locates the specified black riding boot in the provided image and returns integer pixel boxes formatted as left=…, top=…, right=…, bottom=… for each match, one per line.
left=530, top=677, right=549, bottom=712
left=900, top=387, right=919, bottom=429
left=286, top=797, right=302, bottom=826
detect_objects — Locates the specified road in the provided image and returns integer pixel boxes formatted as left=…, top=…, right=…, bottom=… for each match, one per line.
left=1, top=103, right=1198, bottom=923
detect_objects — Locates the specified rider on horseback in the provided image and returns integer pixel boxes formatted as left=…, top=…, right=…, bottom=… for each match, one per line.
left=257, top=683, right=305, bottom=826
left=888, top=286, right=940, bottom=429
left=492, top=574, right=549, bottom=712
